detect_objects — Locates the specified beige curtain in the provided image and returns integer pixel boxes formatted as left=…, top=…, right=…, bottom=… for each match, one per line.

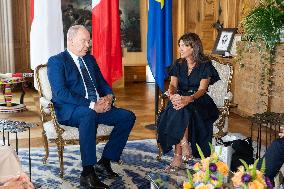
left=0, top=0, right=14, bottom=73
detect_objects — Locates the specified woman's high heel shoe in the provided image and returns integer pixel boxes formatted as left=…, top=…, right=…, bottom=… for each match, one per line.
left=181, top=140, right=193, bottom=163
left=165, top=153, right=182, bottom=173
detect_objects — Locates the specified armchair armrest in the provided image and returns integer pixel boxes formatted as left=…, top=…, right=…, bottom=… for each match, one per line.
left=158, top=92, right=169, bottom=114
left=40, top=96, right=51, bottom=107
left=39, top=97, right=65, bottom=135
left=40, top=97, right=52, bottom=114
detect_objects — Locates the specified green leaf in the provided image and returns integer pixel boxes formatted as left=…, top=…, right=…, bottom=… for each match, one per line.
left=216, top=174, right=223, bottom=187
left=204, top=164, right=210, bottom=182
left=196, top=144, right=205, bottom=160
left=261, top=158, right=266, bottom=173
left=239, top=159, right=249, bottom=171
left=154, top=176, right=164, bottom=187
left=209, top=143, right=214, bottom=155
left=252, top=159, right=259, bottom=179
left=242, top=3, right=284, bottom=56
left=186, top=169, right=194, bottom=187
left=218, top=145, right=223, bottom=157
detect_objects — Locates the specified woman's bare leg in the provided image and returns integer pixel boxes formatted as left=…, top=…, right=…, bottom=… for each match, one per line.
left=166, top=127, right=191, bottom=171
left=165, top=144, right=182, bottom=171
left=181, top=127, right=192, bottom=160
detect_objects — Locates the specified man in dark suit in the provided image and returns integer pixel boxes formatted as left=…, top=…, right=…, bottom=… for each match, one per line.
left=47, top=25, right=136, bottom=189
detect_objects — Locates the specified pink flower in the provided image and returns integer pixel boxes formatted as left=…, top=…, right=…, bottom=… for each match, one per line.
left=201, top=158, right=210, bottom=171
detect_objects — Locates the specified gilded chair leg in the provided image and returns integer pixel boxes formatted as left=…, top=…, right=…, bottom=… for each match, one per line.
left=57, top=142, right=64, bottom=178
left=156, top=142, right=163, bottom=161
left=42, top=131, right=49, bottom=164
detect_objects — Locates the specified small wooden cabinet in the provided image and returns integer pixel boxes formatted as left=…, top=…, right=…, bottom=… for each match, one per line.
left=124, top=66, right=146, bottom=83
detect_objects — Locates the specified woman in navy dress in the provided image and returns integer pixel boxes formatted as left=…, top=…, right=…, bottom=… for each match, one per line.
left=157, top=33, right=220, bottom=171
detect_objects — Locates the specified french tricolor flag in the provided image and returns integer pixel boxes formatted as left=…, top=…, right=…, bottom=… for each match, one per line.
left=92, top=0, right=122, bottom=87
left=30, top=0, right=64, bottom=70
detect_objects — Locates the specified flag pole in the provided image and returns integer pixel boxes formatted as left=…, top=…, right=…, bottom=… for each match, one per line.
left=145, top=82, right=160, bottom=130
left=154, top=83, right=159, bottom=125
left=146, top=0, right=172, bottom=130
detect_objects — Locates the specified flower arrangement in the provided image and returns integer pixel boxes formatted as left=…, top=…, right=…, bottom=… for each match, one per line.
left=183, top=144, right=229, bottom=189
left=231, top=159, right=273, bottom=189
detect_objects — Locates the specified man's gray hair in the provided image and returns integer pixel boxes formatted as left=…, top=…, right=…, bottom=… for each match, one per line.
left=67, top=25, right=86, bottom=41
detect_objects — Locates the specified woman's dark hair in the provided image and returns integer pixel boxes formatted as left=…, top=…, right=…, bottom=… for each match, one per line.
left=178, top=32, right=209, bottom=64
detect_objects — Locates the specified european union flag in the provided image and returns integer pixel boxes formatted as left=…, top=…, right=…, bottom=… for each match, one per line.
left=147, top=0, right=173, bottom=92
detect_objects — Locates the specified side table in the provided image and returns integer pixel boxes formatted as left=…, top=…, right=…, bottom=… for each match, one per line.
left=0, top=77, right=27, bottom=113
left=0, top=119, right=37, bottom=180
left=250, top=112, right=284, bottom=158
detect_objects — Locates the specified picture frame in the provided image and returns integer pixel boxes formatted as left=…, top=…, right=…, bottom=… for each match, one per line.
left=212, top=28, right=238, bottom=55
left=119, top=0, right=141, bottom=52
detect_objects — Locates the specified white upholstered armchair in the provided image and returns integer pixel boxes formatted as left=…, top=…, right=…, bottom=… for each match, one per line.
left=35, top=64, right=113, bottom=178
left=207, top=55, right=234, bottom=138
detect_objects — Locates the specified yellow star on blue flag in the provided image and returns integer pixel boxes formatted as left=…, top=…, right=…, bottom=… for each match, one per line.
left=155, top=0, right=164, bottom=9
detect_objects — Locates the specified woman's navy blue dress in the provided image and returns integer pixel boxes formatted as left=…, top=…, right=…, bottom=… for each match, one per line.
left=157, top=59, right=220, bottom=158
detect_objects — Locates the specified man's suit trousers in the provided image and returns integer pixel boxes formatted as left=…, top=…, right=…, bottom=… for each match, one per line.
left=262, top=138, right=284, bottom=183
left=60, top=106, right=135, bottom=166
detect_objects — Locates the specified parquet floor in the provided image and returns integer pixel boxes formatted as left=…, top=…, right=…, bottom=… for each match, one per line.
left=0, top=82, right=261, bottom=149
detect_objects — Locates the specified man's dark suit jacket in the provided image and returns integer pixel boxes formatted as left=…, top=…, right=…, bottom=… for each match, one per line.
left=47, top=50, right=113, bottom=122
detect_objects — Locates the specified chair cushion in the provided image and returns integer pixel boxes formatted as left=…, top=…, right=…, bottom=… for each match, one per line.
left=207, top=60, right=232, bottom=108
left=39, top=97, right=51, bottom=114
left=43, top=121, right=113, bottom=140
left=38, top=66, right=52, bottom=100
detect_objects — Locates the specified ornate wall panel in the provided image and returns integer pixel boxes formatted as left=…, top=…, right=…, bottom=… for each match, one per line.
left=184, top=0, right=260, bottom=52
left=185, top=0, right=217, bottom=51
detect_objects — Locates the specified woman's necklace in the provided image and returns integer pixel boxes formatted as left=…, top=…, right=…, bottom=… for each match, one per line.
left=187, top=62, right=196, bottom=75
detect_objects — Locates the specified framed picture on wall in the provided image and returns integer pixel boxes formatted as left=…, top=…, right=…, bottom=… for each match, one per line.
left=119, top=0, right=141, bottom=52
left=212, top=28, right=238, bottom=55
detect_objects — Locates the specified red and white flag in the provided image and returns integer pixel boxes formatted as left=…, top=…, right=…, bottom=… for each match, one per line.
left=92, top=0, right=122, bottom=87
left=30, top=0, right=64, bottom=70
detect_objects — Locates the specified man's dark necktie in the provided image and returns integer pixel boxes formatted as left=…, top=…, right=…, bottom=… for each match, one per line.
left=78, top=57, right=97, bottom=102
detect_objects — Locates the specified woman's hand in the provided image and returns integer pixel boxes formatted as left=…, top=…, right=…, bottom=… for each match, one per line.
left=171, top=95, right=193, bottom=110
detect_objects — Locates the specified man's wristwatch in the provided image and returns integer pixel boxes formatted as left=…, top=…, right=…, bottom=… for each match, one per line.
left=191, top=94, right=195, bottom=102
left=111, top=95, right=116, bottom=105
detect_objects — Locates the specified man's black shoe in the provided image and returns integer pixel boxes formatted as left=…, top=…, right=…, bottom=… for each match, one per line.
left=80, top=172, right=109, bottom=189
left=95, top=161, right=119, bottom=179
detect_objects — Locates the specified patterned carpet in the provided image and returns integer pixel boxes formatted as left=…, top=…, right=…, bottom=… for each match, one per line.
left=19, top=139, right=189, bottom=189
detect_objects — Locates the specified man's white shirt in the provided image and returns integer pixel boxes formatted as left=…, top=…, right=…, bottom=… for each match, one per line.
left=67, top=49, right=99, bottom=109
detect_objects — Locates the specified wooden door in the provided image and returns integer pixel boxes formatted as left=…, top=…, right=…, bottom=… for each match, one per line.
left=12, top=0, right=31, bottom=73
